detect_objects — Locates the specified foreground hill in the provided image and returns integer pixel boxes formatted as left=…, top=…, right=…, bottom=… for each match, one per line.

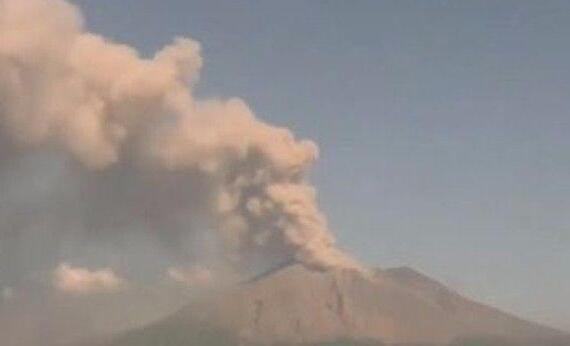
left=97, top=264, right=566, bottom=346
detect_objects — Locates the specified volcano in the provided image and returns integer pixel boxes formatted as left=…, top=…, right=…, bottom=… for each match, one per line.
left=95, top=264, right=567, bottom=346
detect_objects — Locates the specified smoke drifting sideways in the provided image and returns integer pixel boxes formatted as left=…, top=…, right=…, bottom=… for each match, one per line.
left=0, top=0, right=361, bottom=286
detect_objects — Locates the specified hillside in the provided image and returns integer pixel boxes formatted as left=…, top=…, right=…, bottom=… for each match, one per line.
left=97, top=264, right=566, bottom=346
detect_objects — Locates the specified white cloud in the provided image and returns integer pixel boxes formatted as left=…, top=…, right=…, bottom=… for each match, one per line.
left=53, top=263, right=125, bottom=295
left=167, top=265, right=213, bottom=287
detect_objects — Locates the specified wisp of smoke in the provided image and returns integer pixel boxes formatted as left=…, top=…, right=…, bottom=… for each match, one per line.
left=0, top=0, right=361, bottom=273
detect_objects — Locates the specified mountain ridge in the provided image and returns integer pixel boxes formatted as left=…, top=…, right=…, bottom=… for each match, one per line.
left=97, top=263, right=567, bottom=346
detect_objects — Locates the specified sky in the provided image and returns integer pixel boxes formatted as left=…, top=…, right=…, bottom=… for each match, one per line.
left=6, top=0, right=570, bottom=332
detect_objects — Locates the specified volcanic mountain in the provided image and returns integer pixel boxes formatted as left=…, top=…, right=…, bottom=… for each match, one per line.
left=97, top=264, right=567, bottom=346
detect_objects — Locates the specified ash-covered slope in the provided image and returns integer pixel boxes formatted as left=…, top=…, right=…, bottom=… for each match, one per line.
left=103, top=264, right=564, bottom=346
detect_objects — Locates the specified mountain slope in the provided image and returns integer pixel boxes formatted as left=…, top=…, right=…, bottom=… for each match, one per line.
left=100, top=264, right=565, bottom=346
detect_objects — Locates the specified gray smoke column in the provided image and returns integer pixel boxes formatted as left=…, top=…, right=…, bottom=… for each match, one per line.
left=0, top=0, right=361, bottom=271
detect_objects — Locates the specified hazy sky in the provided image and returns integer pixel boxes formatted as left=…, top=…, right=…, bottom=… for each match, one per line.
left=69, top=0, right=570, bottom=331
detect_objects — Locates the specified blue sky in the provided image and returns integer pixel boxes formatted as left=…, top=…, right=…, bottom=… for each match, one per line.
left=73, top=0, right=570, bottom=330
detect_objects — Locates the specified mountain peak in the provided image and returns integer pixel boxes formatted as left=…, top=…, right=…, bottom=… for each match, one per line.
left=381, top=266, right=455, bottom=297
left=103, top=264, right=565, bottom=346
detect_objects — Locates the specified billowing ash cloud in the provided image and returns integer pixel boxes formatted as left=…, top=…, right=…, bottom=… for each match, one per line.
left=0, top=0, right=360, bottom=273
left=53, top=263, right=124, bottom=295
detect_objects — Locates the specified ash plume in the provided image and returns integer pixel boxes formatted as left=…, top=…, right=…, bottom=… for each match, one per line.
left=0, top=0, right=361, bottom=273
